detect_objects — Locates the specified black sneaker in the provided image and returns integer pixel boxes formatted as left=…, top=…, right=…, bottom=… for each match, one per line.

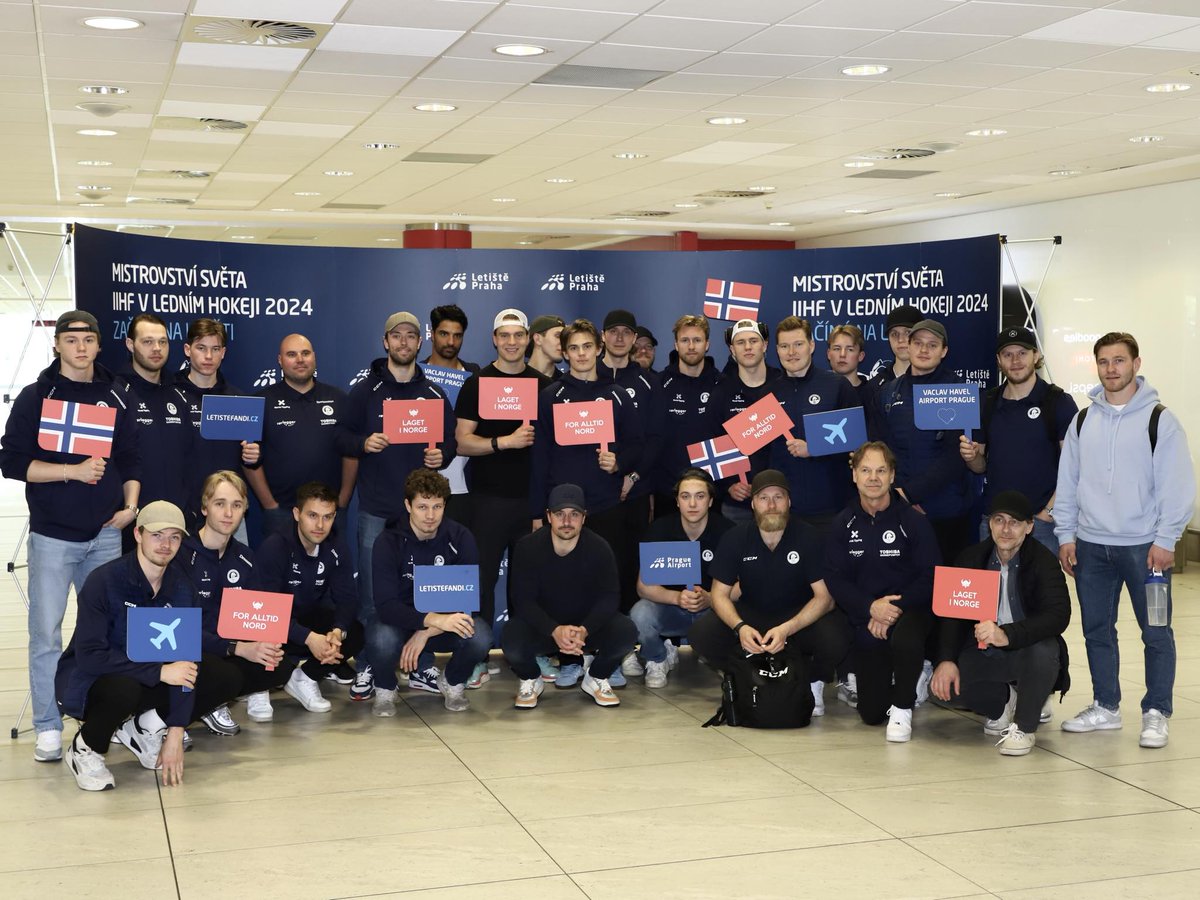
left=349, top=666, right=376, bottom=701
left=200, top=704, right=241, bottom=736
left=325, top=662, right=356, bottom=685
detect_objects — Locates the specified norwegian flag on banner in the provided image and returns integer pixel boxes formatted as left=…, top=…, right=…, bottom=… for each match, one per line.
left=702, top=279, right=762, bottom=322
left=687, top=434, right=751, bottom=483
left=38, top=399, right=117, bottom=457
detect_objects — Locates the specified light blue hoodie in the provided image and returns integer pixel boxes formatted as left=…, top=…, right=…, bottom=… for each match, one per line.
left=1054, top=376, right=1194, bottom=550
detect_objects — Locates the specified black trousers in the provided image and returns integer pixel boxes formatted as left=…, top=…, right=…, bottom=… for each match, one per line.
left=284, top=610, right=366, bottom=681
left=470, top=493, right=532, bottom=628
left=502, top=614, right=637, bottom=682
left=929, top=515, right=971, bottom=570
left=205, top=653, right=295, bottom=698
left=586, top=495, right=652, bottom=613
left=953, top=638, right=1061, bottom=733
left=79, top=653, right=240, bottom=751
left=688, top=607, right=852, bottom=682
left=852, top=609, right=934, bottom=726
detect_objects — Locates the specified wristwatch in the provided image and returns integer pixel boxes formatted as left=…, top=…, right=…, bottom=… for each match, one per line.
left=125, top=504, right=139, bottom=516
left=225, top=640, right=237, bottom=657
left=627, top=471, right=640, bottom=484
left=491, top=436, right=500, bottom=453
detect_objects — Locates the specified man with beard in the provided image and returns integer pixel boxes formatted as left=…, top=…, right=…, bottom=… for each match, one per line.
left=247, top=334, right=356, bottom=538
left=337, top=311, right=456, bottom=699
left=689, top=470, right=851, bottom=715
left=118, top=314, right=195, bottom=516
left=650, top=314, right=723, bottom=521
left=959, top=327, right=1077, bottom=553
left=503, top=484, right=636, bottom=709
left=633, top=326, right=658, bottom=372
left=423, top=304, right=480, bottom=374
left=526, top=314, right=565, bottom=379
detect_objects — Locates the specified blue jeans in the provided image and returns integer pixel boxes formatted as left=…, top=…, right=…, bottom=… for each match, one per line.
left=367, top=617, right=493, bottom=690
left=28, top=527, right=122, bottom=732
left=1075, top=539, right=1175, bottom=715
left=629, top=599, right=700, bottom=663
left=355, top=511, right=388, bottom=676
left=978, top=515, right=1059, bottom=554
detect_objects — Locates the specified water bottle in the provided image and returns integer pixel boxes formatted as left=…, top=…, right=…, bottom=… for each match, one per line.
left=1146, top=569, right=1169, bottom=627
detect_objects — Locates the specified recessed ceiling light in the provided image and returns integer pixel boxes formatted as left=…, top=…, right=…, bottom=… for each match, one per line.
left=1049, top=169, right=1082, bottom=176
left=844, top=161, right=874, bottom=168
left=230, top=235, right=256, bottom=240
left=1145, top=82, right=1190, bottom=93
left=270, top=207, right=294, bottom=212
left=707, top=116, right=747, bottom=126
left=494, top=44, right=547, bottom=57
left=77, top=159, right=112, bottom=167
left=844, top=208, right=869, bottom=214
left=545, top=177, right=575, bottom=184
left=323, top=170, right=353, bottom=176
left=492, top=197, right=517, bottom=203
left=1129, top=134, right=1164, bottom=143
left=748, top=185, right=775, bottom=192
left=613, top=151, right=646, bottom=159
left=841, top=64, right=890, bottom=77
left=77, top=202, right=104, bottom=207
left=674, top=202, right=700, bottom=209
left=769, top=221, right=793, bottom=226
left=76, top=184, right=110, bottom=191
left=414, top=103, right=456, bottom=112
left=293, top=191, right=321, bottom=196
left=934, top=192, right=962, bottom=198
left=80, top=85, right=127, bottom=95
left=515, top=240, right=534, bottom=245
left=376, top=237, right=399, bottom=242
left=362, top=142, right=399, bottom=150
left=966, top=128, right=1007, bottom=137
left=81, top=16, right=143, bottom=31
left=76, top=128, right=117, bottom=137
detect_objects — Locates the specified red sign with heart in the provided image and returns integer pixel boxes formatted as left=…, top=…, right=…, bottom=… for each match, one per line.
left=478, top=377, right=538, bottom=424
left=722, top=392, right=794, bottom=456
left=552, top=399, right=615, bottom=452
left=383, top=398, right=444, bottom=448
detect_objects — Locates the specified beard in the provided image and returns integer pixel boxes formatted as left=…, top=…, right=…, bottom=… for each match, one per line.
left=754, top=511, right=788, bottom=533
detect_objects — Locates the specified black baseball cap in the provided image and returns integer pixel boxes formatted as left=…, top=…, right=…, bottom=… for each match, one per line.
left=884, top=306, right=923, bottom=334
left=635, top=326, right=657, bottom=346
left=529, top=314, right=564, bottom=336
left=988, top=490, right=1033, bottom=521
left=750, top=469, right=790, bottom=497
left=603, top=309, right=637, bottom=331
left=997, top=327, right=1038, bottom=353
left=548, top=483, right=586, bottom=513
left=55, top=310, right=100, bottom=337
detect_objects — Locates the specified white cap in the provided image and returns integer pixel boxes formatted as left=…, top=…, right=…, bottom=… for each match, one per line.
left=492, top=308, right=528, bottom=331
left=730, top=318, right=761, bottom=339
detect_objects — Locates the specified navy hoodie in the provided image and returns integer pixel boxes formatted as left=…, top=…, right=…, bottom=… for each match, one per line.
left=877, top=361, right=971, bottom=519
left=597, top=360, right=663, bottom=499
left=176, top=371, right=258, bottom=516
left=0, top=360, right=140, bottom=542
left=255, top=525, right=356, bottom=644
left=55, top=551, right=197, bottom=726
left=770, top=367, right=861, bottom=517
left=709, top=366, right=782, bottom=512
left=118, top=366, right=196, bottom=509
left=529, top=372, right=644, bottom=518
left=175, top=532, right=258, bottom=657
left=652, top=358, right=724, bottom=494
left=336, top=359, right=457, bottom=520
left=372, top=517, right=479, bottom=632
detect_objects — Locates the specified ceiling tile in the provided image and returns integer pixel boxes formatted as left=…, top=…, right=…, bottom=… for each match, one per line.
left=1144, top=24, right=1200, bottom=50
left=855, top=30, right=1006, bottom=60
left=158, top=100, right=268, bottom=122
left=340, top=0, right=496, bottom=29
left=1025, top=9, right=1200, bottom=46
left=603, top=16, right=765, bottom=52
left=421, top=56, right=555, bottom=83
left=567, top=43, right=712, bottom=70
left=1072, top=45, right=1200, bottom=74
left=963, top=38, right=1113, bottom=68
left=319, top=23, right=464, bottom=56
left=287, top=71, right=410, bottom=96
left=171, top=65, right=292, bottom=90
left=396, top=77, right=520, bottom=102
left=245, top=120, right=353, bottom=139
left=192, top=0, right=346, bottom=21
left=304, top=50, right=433, bottom=77
left=683, top=53, right=820, bottom=78
left=646, top=73, right=776, bottom=94
left=473, top=4, right=633, bottom=41
left=648, top=0, right=819, bottom=24
left=664, top=141, right=795, bottom=164
left=175, top=43, right=309, bottom=72
left=919, top=2, right=1082, bottom=36
left=732, top=25, right=890, bottom=57
left=785, top=0, right=966, bottom=31
left=898, top=61, right=1033, bottom=89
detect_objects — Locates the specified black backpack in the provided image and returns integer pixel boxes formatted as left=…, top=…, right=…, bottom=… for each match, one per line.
left=703, top=652, right=813, bottom=729
left=1074, top=402, right=1165, bottom=452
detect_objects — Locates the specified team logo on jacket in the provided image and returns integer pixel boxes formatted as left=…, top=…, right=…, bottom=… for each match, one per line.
left=227, top=569, right=240, bottom=584
left=787, top=551, right=800, bottom=564
left=1028, top=407, right=1042, bottom=420
left=434, top=555, right=445, bottom=566
left=167, top=402, right=177, bottom=415
left=322, top=405, right=334, bottom=416
left=702, top=549, right=714, bottom=562
left=700, top=392, right=710, bottom=403
left=808, top=394, right=820, bottom=405
left=882, top=530, right=896, bottom=544
left=317, top=561, right=325, bottom=574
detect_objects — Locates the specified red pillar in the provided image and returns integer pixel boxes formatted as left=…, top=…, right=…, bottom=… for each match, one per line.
left=402, top=224, right=472, bottom=249
left=673, top=231, right=699, bottom=251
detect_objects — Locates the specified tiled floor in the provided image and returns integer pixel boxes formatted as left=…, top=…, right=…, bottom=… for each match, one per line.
left=2, top=490, right=1199, bottom=899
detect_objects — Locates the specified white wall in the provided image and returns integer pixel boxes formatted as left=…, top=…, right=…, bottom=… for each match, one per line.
left=801, top=178, right=1200, bottom=531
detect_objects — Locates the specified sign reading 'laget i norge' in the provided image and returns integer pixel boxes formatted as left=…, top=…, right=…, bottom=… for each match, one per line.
left=383, top=398, right=444, bottom=449
left=478, top=377, right=537, bottom=424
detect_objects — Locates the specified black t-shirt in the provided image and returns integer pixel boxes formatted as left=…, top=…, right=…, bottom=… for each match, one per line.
left=454, top=363, right=552, bottom=498
left=710, top=517, right=821, bottom=618
left=642, top=512, right=733, bottom=590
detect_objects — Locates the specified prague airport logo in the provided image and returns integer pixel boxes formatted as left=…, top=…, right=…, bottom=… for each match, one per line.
left=253, top=368, right=279, bottom=388
left=349, top=368, right=370, bottom=387
left=541, top=274, right=566, bottom=291
left=442, top=271, right=509, bottom=291
left=541, top=272, right=604, bottom=292
left=442, top=273, right=468, bottom=290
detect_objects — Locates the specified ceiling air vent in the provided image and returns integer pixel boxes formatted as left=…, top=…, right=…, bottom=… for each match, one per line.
left=611, top=210, right=672, bottom=218
left=138, top=169, right=213, bottom=179
left=697, top=189, right=770, bottom=199
left=191, top=19, right=321, bottom=46
left=321, top=202, right=385, bottom=210
left=127, top=197, right=195, bottom=205
left=155, top=116, right=249, bottom=132
left=848, top=169, right=937, bottom=180
left=403, top=152, right=493, bottom=165
left=856, top=148, right=936, bottom=161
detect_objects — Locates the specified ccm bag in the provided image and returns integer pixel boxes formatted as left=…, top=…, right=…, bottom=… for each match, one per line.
left=703, top=653, right=813, bottom=729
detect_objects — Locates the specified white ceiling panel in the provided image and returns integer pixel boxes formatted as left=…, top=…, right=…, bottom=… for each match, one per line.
left=1144, top=24, right=1200, bottom=51
left=341, top=0, right=496, bottom=29
left=288, top=72, right=410, bottom=96
left=473, top=4, right=633, bottom=41
left=175, top=43, right=309, bottom=72
left=419, top=56, right=556, bottom=83
left=170, top=65, right=292, bottom=90
left=898, top=61, right=1032, bottom=89
left=603, top=16, right=765, bottom=52
left=319, top=23, right=464, bottom=57
left=644, top=73, right=775, bottom=94
left=500, top=83, right=628, bottom=105
left=192, top=0, right=346, bottom=21
left=303, top=50, right=432, bottom=78
left=1071, top=45, right=1200, bottom=74
left=38, top=5, right=183, bottom=41
left=963, top=38, right=1113, bottom=68
left=1025, top=10, right=1200, bottom=46
left=786, top=0, right=967, bottom=31
left=683, top=53, right=821, bottom=78
left=663, top=141, right=795, bottom=164
left=919, top=2, right=1082, bottom=37
left=253, top=121, right=355, bottom=139
left=855, top=30, right=1007, bottom=60
left=396, top=77, right=520, bottom=101
left=732, top=26, right=890, bottom=57
left=149, top=129, right=245, bottom=145
left=158, top=100, right=268, bottom=122
left=273, top=92, right=384, bottom=113
left=567, top=43, right=712, bottom=70
left=650, top=0, right=821, bottom=24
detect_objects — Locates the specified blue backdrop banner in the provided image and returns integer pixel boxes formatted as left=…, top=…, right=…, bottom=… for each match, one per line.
left=75, top=225, right=1002, bottom=392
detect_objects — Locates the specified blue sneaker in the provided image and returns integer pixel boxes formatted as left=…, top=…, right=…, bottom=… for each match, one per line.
left=408, top=666, right=440, bottom=694
left=554, top=663, right=582, bottom=688
left=536, top=655, right=559, bottom=683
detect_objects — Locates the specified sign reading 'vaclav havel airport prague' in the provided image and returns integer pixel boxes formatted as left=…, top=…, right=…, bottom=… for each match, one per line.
left=74, top=224, right=1004, bottom=392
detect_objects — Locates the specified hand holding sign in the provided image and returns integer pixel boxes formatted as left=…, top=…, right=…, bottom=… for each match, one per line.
left=914, top=384, right=980, bottom=431
left=639, top=541, right=701, bottom=591
left=552, top=399, right=615, bottom=453
left=932, top=566, right=1001, bottom=649
left=217, top=589, right=293, bottom=670
left=479, top=377, right=537, bottom=426
left=722, top=393, right=794, bottom=456
left=127, top=607, right=203, bottom=692
left=383, top=398, right=444, bottom=450
left=802, top=407, right=868, bottom=457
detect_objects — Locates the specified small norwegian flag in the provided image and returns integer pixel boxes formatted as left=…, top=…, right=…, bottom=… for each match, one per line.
left=38, top=399, right=117, bottom=457
left=703, top=279, right=762, bottom=322
left=687, top=434, right=751, bottom=483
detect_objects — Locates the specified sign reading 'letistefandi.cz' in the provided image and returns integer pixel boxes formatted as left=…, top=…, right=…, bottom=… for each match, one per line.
left=478, top=377, right=537, bottom=423
left=383, top=398, right=444, bottom=448
left=414, top=564, right=481, bottom=613
left=200, top=395, right=265, bottom=442
left=722, top=393, right=794, bottom=456
left=914, top=383, right=980, bottom=431
left=552, top=399, right=615, bottom=452
left=639, top=541, right=701, bottom=589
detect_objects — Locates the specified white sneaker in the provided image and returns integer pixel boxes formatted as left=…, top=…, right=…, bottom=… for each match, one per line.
left=372, top=687, right=397, bottom=718
left=581, top=672, right=620, bottom=707
left=1140, top=709, right=1169, bottom=748
left=620, top=651, right=644, bottom=677
left=914, top=660, right=933, bottom=707
left=810, top=680, right=826, bottom=717
left=837, top=673, right=858, bottom=709
left=64, top=733, right=115, bottom=791
left=514, top=678, right=543, bottom=709
left=984, top=686, right=1018, bottom=736
left=245, top=691, right=274, bottom=722
left=34, top=729, right=63, bottom=762
left=438, top=672, right=470, bottom=712
left=664, top=640, right=679, bottom=671
left=644, top=659, right=670, bottom=689
left=996, top=723, right=1036, bottom=756
left=1041, top=696, right=1054, bottom=723
left=285, top=667, right=331, bottom=713
left=1061, top=703, right=1122, bottom=733
left=115, top=714, right=166, bottom=770
left=886, top=705, right=913, bottom=743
